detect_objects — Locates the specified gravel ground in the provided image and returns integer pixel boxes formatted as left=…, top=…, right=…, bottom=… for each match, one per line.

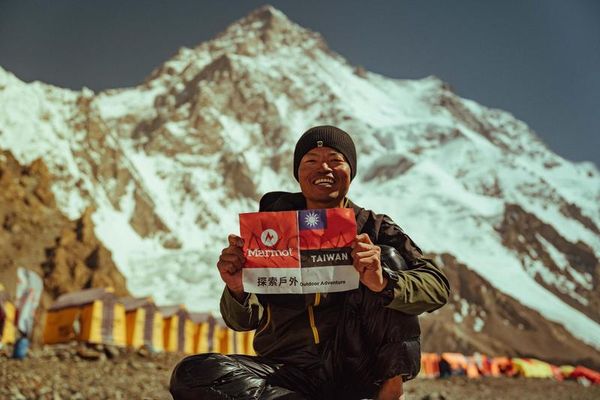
left=1, top=344, right=599, bottom=400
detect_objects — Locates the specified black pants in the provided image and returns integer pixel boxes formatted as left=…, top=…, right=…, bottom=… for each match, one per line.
left=170, top=286, right=421, bottom=400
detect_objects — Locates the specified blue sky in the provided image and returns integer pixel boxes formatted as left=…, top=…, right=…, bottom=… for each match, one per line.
left=1, top=0, right=598, bottom=168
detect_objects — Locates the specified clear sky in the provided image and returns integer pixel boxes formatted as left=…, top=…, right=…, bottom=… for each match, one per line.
left=1, top=0, right=598, bottom=168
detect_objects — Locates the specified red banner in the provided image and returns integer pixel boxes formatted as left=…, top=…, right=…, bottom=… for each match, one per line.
left=239, top=209, right=358, bottom=294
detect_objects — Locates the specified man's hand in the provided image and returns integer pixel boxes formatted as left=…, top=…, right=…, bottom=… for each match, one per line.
left=217, top=234, right=246, bottom=301
left=351, top=233, right=388, bottom=292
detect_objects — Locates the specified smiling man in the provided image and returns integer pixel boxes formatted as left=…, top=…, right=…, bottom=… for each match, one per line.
left=170, top=126, right=450, bottom=400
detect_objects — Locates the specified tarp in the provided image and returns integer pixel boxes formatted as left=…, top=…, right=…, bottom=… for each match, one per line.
left=15, top=268, right=43, bottom=336
left=120, top=296, right=163, bottom=351
left=43, top=287, right=126, bottom=346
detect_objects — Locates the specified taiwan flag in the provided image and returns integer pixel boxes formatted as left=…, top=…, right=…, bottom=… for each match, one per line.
left=298, top=208, right=356, bottom=251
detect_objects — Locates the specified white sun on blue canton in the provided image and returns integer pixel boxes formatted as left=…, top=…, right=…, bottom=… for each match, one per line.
left=304, top=211, right=320, bottom=228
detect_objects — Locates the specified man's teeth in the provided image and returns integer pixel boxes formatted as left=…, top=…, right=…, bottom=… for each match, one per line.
left=314, top=178, right=334, bottom=185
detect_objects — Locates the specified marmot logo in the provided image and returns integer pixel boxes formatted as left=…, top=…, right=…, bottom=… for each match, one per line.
left=260, top=229, right=279, bottom=247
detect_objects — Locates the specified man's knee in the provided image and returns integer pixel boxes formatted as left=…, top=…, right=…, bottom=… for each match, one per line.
left=170, top=353, right=233, bottom=398
left=170, top=353, right=280, bottom=400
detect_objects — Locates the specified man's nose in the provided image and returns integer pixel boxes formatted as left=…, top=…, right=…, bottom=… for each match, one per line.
left=318, top=161, right=333, bottom=171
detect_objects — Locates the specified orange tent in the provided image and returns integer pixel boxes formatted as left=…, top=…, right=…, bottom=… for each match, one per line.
left=472, top=353, right=493, bottom=376
left=490, top=356, right=514, bottom=377
left=464, top=356, right=481, bottom=378
left=440, top=352, right=469, bottom=377
left=420, top=353, right=441, bottom=378
left=43, top=287, right=126, bottom=346
left=571, top=366, right=600, bottom=385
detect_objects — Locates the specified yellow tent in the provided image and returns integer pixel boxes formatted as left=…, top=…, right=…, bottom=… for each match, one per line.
left=189, top=312, right=220, bottom=354
left=0, top=287, right=16, bottom=344
left=244, top=330, right=256, bottom=356
left=159, top=305, right=195, bottom=354
left=43, top=287, right=126, bottom=346
left=214, top=317, right=247, bottom=355
left=120, top=297, right=164, bottom=352
left=512, top=358, right=556, bottom=378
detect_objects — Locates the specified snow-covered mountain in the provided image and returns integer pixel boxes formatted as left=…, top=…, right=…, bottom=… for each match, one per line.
left=0, top=6, right=598, bottom=363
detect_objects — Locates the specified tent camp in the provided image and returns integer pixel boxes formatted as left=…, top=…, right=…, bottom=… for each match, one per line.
left=0, top=287, right=16, bottom=345
left=159, top=305, right=195, bottom=354
left=120, top=296, right=164, bottom=352
left=43, top=287, right=126, bottom=346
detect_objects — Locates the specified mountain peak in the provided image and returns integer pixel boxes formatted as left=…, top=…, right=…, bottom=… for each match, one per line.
left=236, top=5, right=298, bottom=37
left=209, top=5, right=325, bottom=55
left=246, top=4, right=289, bottom=25
left=145, top=5, right=335, bottom=84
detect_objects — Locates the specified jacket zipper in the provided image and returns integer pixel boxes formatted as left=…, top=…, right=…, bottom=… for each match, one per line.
left=308, top=293, right=321, bottom=344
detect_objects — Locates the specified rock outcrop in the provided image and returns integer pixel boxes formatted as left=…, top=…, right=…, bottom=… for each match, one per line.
left=0, top=151, right=128, bottom=341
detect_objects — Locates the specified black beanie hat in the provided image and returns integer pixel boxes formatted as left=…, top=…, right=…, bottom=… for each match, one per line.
left=293, top=125, right=357, bottom=181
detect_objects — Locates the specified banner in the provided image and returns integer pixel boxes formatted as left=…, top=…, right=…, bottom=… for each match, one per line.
left=239, top=208, right=358, bottom=294
left=15, top=267, right=43, bottom=336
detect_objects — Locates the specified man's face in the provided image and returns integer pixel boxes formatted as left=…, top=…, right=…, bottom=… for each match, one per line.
left=298, top=146, right=352, bottom=208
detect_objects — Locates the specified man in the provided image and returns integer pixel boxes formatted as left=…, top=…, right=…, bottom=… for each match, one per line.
left=170, top=126, right=450, bottom=399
